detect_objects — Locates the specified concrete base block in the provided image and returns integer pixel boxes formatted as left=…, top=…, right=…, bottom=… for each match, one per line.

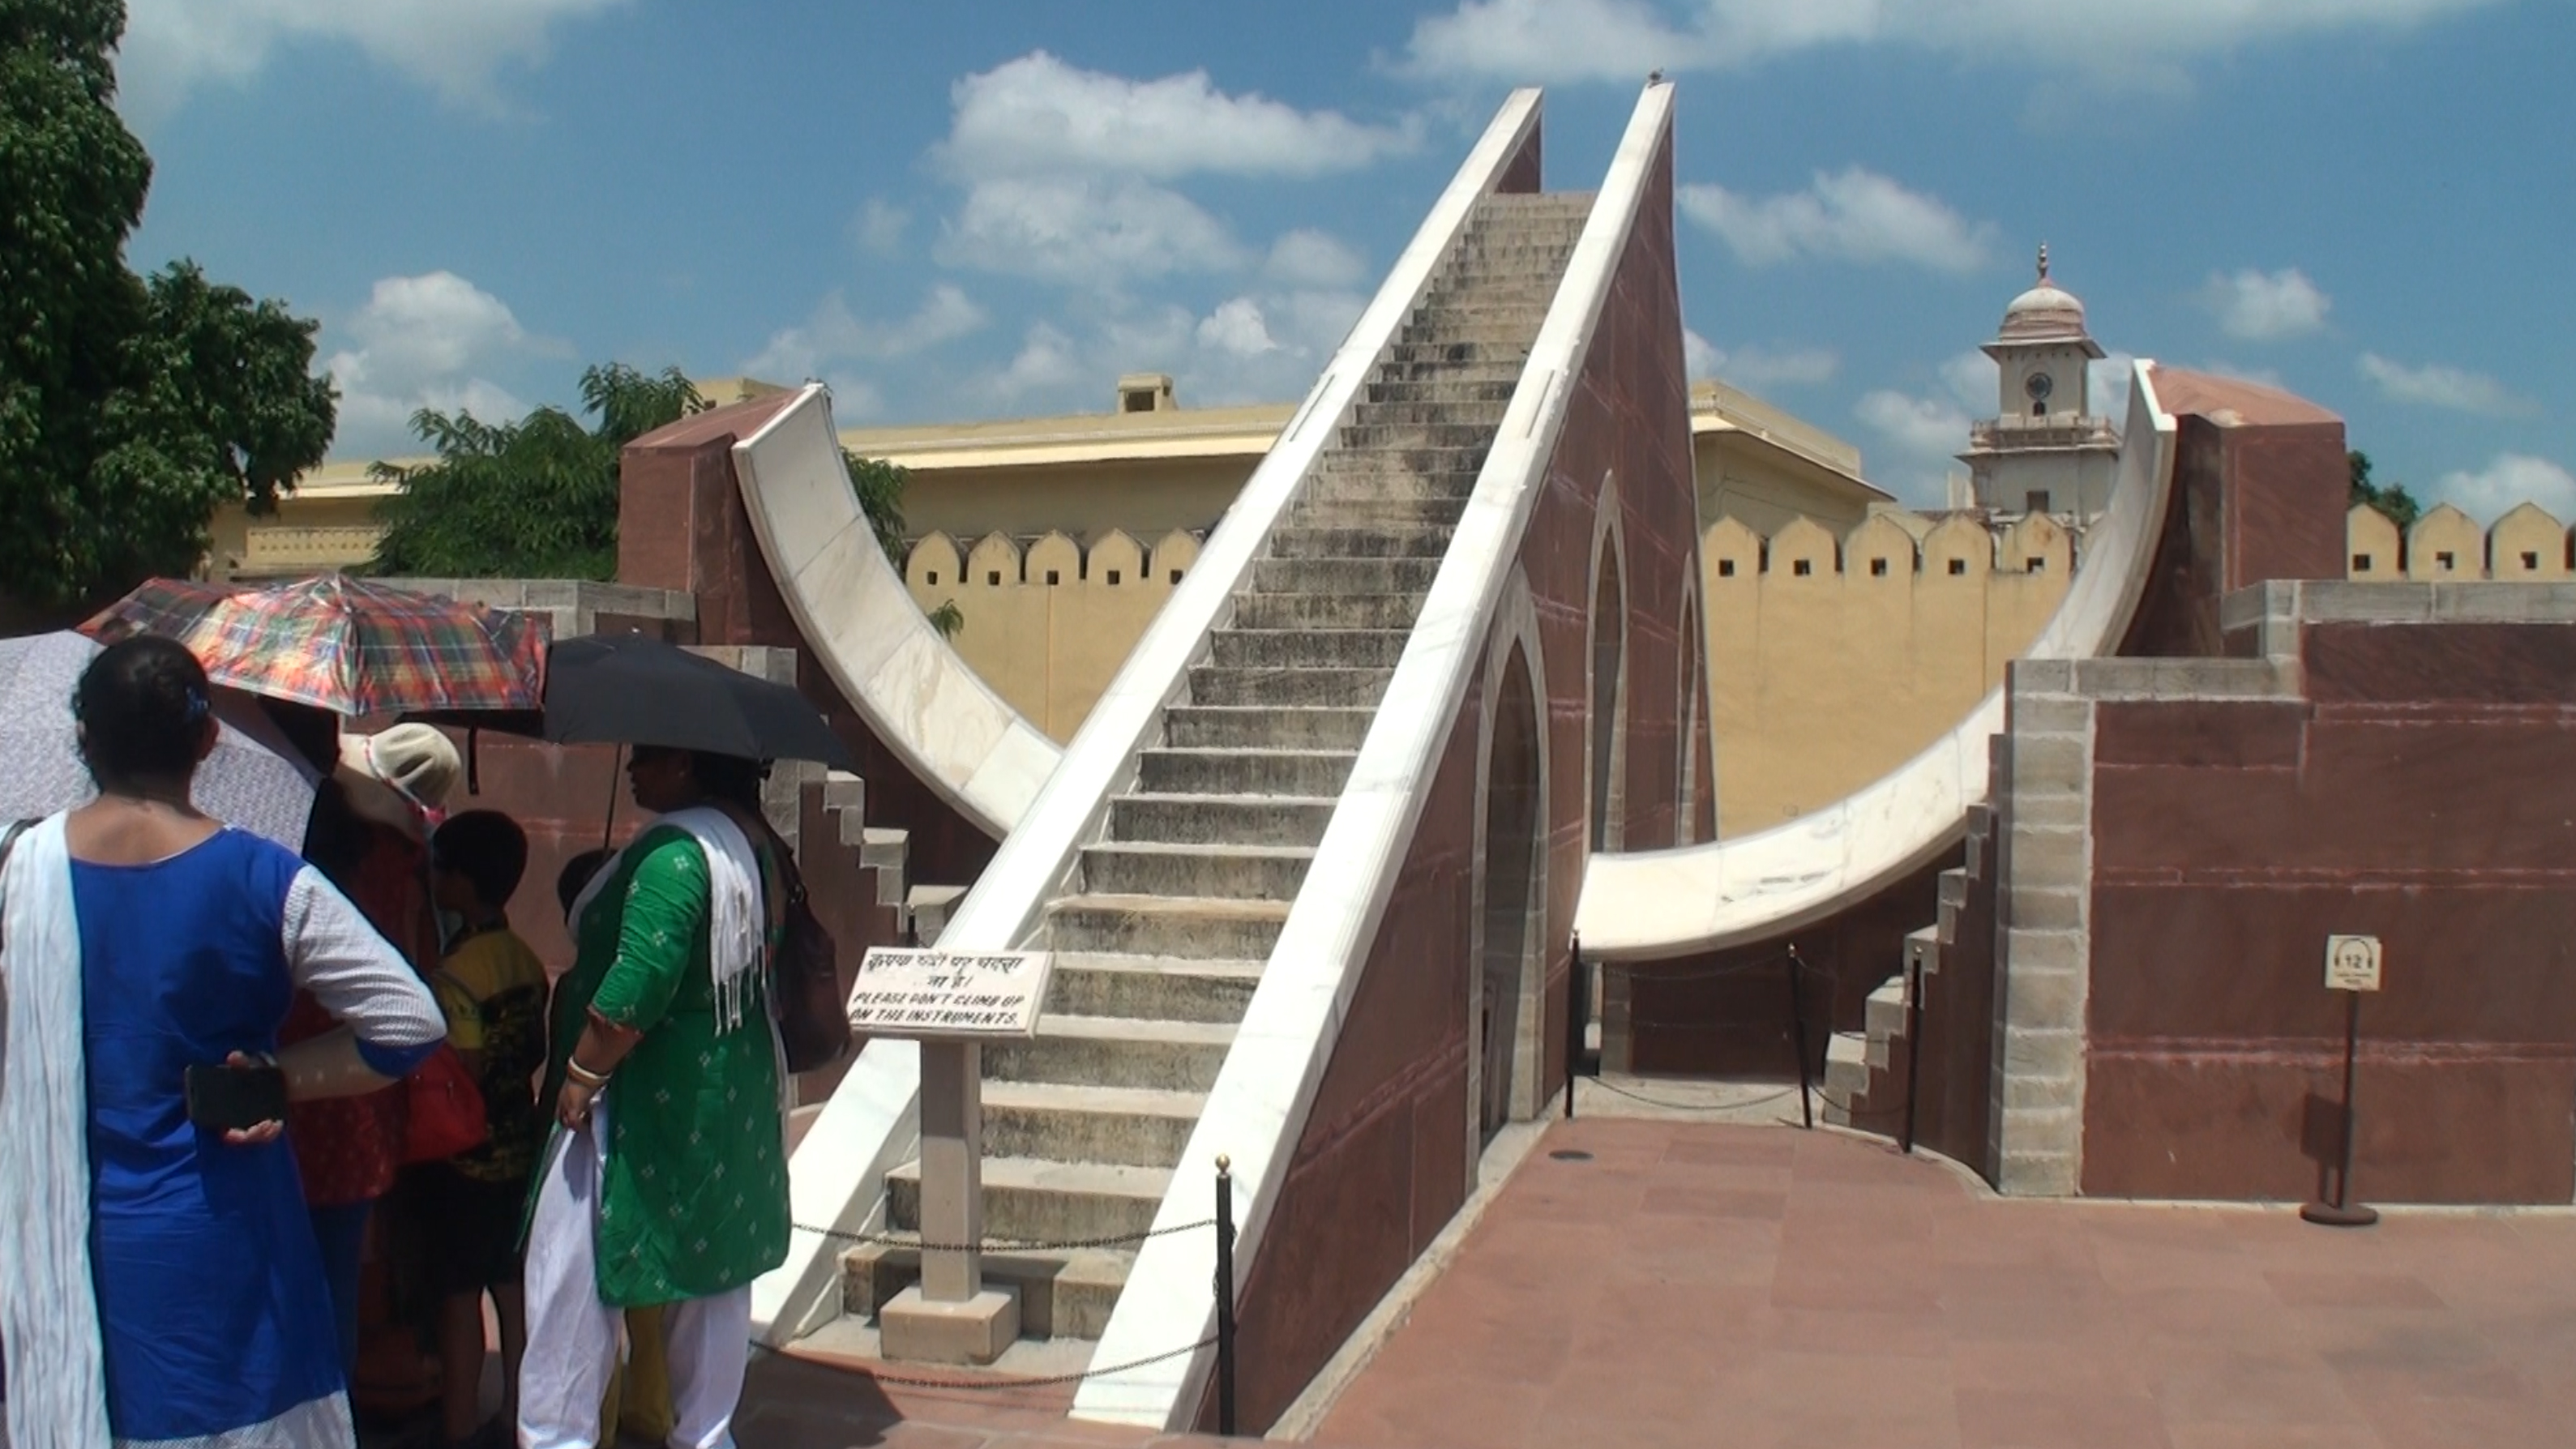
left=879, top=1285, right=1021, bottom=1366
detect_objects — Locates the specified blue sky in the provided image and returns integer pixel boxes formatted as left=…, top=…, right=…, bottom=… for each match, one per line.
left=121, top=0, right=2574, bottom=517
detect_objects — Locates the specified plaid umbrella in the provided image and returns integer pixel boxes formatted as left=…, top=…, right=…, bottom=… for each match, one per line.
left=81, top=576, right=236, bottom=643
left=83, top=574, right=547, bottom=717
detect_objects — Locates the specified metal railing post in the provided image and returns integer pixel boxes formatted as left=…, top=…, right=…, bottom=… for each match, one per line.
left=1215, top=1154, right=1238, bottom=1435
left=1785, top=946, right=1814, bottom=1130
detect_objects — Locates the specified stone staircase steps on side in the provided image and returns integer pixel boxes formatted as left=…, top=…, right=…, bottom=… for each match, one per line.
left=888, top=1156, right=1170, bottom=1246
left=1106, top=792, right=1339, bottom=848
left=1165, top=704, right=1377, bottom=751
left=1041, top=952, right=1266, bottom=1024
left=1079, top=840, right=1317, bottom=902
left=982, top=1014, right=1238, bottom=1094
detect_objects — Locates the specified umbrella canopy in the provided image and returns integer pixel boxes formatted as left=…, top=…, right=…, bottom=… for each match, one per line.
left=544, top=633, right=852, bottom=768
left=84, top=574, right=546, bottom=718
left=0, top=632, right=318, bottom=849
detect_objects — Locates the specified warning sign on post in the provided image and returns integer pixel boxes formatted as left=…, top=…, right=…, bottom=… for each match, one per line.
left=2325, top=935, right=2383, bottom=993
left=845, top=948, right=1054, bottom=1038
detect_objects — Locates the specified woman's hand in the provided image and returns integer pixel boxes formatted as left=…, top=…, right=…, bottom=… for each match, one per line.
left=220, top=1050, right=286, bottom=1148
left=557, top=1078, right=600, bottom=1132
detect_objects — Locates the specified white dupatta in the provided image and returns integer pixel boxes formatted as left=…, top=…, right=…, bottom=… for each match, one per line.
left=568, top=806, right=764, bottom=1035
left=0, top=814, right=114, bottom=1449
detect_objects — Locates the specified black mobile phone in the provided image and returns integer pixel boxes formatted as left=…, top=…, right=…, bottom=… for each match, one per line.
left=184, top=1061, right=289, bottom=1133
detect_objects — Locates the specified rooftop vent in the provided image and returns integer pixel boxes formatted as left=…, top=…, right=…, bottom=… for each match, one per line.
left=1116, top=372, right=1175, bottom=415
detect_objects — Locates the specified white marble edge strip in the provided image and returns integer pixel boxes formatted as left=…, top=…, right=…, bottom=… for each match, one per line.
left=1573, top=361, right=2178, bottom=961
left=1068, top=83, right=1675, bottom=1430
left=759, top=90, right=1546, bottom=1352
left=730, top=383, right=1060, bottom=837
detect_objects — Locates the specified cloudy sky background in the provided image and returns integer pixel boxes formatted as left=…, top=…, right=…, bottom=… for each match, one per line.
left=121, top=0, right=2574, bottom=515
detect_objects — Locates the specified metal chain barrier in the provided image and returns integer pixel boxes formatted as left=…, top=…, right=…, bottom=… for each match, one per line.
left=791, top=1216, right=1217, bottom=1255
left=766, top=1333, right=1219, bottom=1393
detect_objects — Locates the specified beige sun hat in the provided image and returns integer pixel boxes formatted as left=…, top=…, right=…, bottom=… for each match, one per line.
left=338, top=724, right=463, bottom=812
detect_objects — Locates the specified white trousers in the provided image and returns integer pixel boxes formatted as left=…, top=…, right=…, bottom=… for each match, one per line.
left=516, top=1101, right=751, bottom=1449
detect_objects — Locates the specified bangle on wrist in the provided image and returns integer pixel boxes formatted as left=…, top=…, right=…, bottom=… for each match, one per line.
left=566, top=1058, right=610, bottom=1090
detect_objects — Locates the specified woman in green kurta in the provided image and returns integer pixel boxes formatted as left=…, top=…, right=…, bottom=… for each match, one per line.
left=516, top=746, right=789, bottom=1449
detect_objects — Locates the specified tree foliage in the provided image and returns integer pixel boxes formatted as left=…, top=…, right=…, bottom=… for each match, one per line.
left=0, top=0, right=336, bottom=608
left=370, top=365, right=706, bottom=580
left=2349, top=450, right=2423, bottom=533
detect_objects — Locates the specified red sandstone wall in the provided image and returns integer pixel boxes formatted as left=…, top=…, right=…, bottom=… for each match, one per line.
left=618, top=398, right=999, bottom=887
left=2082, top=622, right=2576, bottom=1203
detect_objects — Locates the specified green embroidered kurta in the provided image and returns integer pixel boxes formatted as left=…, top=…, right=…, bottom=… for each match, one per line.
left=545, top=823, right=789, bottom=1307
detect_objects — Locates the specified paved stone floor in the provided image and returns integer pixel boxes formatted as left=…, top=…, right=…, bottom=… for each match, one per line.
left=1310, top=1118, right=2576, bottom=1448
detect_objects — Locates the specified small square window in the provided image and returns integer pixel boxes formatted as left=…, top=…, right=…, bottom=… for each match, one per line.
left=1718, top=558, right=1736, bottom=578
left=2350, top=554, right=2368, bottom=572
left=1869, top=558, right=1889, bottom=577
left=1106, top=570, right=1121, bottom=585
left=926, top=571, right=940, bottom=586
left=2523, top=551, right=2541, bottom=571
left=987, top=571, right=1002, bottom=586
left=1169, top=569, right=1184, bottom=584
left=1792, top=558, right=1812, bottom=577
left=1947, top=558, right=1966, bottom=576
left=2025, top=490, right=2052, bottom=514
left=2436, top=550, right=2456, bottom=571
left=1045, top=569, right=1060, bottom=585
left=2026, top=556, right=2045, bottom=573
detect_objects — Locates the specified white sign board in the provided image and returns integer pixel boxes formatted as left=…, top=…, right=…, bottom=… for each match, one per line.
left=2324, top=935, right=2382, bottom=993
left=847, top=948, right=1053, bottom=1038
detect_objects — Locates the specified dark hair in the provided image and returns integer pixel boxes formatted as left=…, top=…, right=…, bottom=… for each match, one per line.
left=432, top=810, right=528, bottom=909
left=77, top=636, right=213, bottom=784
left=687, top=751, right=768, bottom=812
left=556, top=848, right=614, bottom=921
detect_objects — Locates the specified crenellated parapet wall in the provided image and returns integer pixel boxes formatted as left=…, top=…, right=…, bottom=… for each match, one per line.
left=900, top=528, right=1207, bottom=738
left=2348, top=501, right=2576, bottom=581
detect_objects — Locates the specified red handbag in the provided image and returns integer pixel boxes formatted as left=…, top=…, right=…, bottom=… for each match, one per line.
left=400, top=1041, right=488, bottom=1165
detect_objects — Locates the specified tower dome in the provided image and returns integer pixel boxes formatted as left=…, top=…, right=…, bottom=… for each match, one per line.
left=1998, top=244, right=2087, bottom=343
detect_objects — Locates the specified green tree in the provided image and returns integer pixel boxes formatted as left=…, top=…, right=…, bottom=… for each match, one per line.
left=2349, top=450, right=2422, bottom=533
left=845, top=451, right=961, bottom=638
left=370, top=365, right=706, bottom=580
left=0, top=0, right=336, bottom=608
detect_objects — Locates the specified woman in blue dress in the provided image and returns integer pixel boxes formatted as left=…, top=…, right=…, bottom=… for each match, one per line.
left=0, top=636, right=447, bottom=1449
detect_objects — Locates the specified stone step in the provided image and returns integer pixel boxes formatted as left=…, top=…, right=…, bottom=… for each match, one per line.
left=1042, top=952, right=1265, bottom=1024
left=1384, top=341, right=1530, bottom=366
left=1865, top=977, right=1911, bottom=1053
left=1371, top=360, right=1530, bottom=386
left=1137, top=746, right=1357, bottom=798
left=1187, top=663, right=1393, bottom=708
left=1423, top=280, right=1560, bottom=304
left=986, top=1014, right=1237, bottom=1092
left=844, top=1240, right=1132, bottom=1342
left=1337, top=422, right=1500, bottom=452
left=1265, top=525, right=1455, bottom=560
left=1080, top=839, right=1315, bottom=901
left=1252, top=555, right=1441, bottom=595
left=1824, top=1031, right=1869, bottom=1105
left=981, top=1080, right=1207, bottom=1169
left=1399, top=321, right=1551, bottom=346
left=1303, top=472, right=1480, bottom=509
left=1210, top=625, right=1413, bottom=667
left=1291, top=496, right=1473, bottom=532
left=1230, top=592, right=1423, bottom=631
left=1106, top=791, right=1337, bottom=847
left=1046, top=891, right=1291, bottom=960
left=1346, top=400, right=1514, bottom=428
left=1166, top=704, right=1376, bottom=751
left=888, top=1156, right=1170, bottom=1247
left=1364, top=378, right=1520, bottom=405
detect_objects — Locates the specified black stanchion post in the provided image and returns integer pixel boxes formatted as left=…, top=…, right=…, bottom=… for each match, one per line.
left=1566, top=934, right=1583, bottom=1120
left=1900, top=952, right=1926, bottom=1155
left=2301, top=990, right=2379, bottom=1228
left=1214, top=1154, right=1239, bottom=1434
left=1785, top=946, right=1814, bottom=1131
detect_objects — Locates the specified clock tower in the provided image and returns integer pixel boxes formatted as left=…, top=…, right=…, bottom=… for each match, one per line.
left=1962, top=244, right=2120, bottom=519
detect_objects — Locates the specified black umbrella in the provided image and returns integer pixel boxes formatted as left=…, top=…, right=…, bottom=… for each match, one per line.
left=542, top=633, right=853, bottom=768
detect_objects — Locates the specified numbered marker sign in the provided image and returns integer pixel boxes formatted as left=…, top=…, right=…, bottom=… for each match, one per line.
left=846, top=948, right=1054, bottom=1039
left=2324, top=935, right=2382, bottom=994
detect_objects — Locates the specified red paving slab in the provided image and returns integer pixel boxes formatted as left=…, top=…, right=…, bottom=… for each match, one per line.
left=1308, top=1118, right=2576, bottom=1449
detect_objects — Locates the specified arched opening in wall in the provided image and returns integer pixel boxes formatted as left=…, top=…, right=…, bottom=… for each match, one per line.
left=1589, top=544, right=1628, bottom=851
left=1479, top=643, right=1545, bottom=1145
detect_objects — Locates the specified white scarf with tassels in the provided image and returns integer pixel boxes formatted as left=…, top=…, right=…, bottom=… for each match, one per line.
left=568, top=806, right=764, bottom=1034
left=0, top=814, right=116, bottom=1449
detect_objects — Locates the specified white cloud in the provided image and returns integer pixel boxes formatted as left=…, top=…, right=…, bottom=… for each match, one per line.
left=938, top=176, right=1248, bottom=284
left=1264, top=230, right=1370, bottom=291
left=743, top=284, right=987, bottom=383
left=852, top=199, right=910, bottom=256
left=1401, top=0, right=2506, bottom=83
left=1688, top=336, right=1839, bottom=389
left=118, top=0, right=625, bottom=130
left=1196, top=298, right=1281, bottom=358
left=971, top=285, right=1367, bottom=414
left=2203, top=267, right=2331, bottom=340
left=323, top=271, right=560, bottom=458
left=1939, top=350, right=1996, bottom=412
left=1679, top=169, right=1996, bottom=272
left=1400, top=0, right=1701, bottom=83
left=986, top=323, right=1088, bottom=403
left=941, top=51, right=1416, bottom=183
left=2090, top=351, right=2138, bottom=424
left=1855, top=388, right=1972, bottom=505
left=2437, top=454, right=2576, bottom=523
left=2358, top=353, right=2536, bottom=417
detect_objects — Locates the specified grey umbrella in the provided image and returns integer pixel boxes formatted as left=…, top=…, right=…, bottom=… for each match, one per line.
left=0, top=632, right=317, bottom=850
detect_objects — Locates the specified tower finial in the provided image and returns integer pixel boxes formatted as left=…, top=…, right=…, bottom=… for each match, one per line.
left=2036, top=242, right=2050, bottom=284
